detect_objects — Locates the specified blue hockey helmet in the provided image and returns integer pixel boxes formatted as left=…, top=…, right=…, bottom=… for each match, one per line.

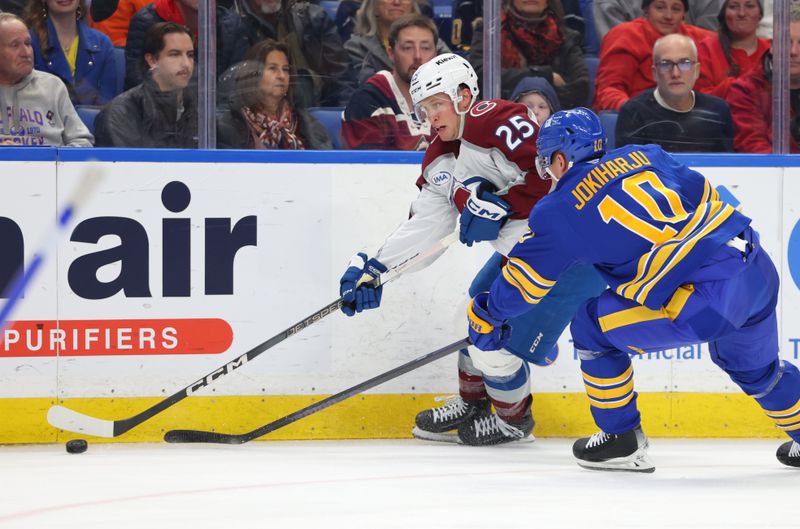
left=535, top=107, right=606, bottom=179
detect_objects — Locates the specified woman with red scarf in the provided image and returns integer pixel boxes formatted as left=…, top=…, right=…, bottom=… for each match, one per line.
left=469, top=0, right=589, bottom=110
left=217, top=40, right=332, bottom=150
left=695, top=0, right=770, bottom=99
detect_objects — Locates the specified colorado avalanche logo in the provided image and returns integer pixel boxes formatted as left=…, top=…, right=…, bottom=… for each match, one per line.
left=469, top=101, right=496, bottom=117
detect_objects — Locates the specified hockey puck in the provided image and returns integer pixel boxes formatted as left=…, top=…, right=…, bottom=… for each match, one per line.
left=65, top=439, right=88, bottom=454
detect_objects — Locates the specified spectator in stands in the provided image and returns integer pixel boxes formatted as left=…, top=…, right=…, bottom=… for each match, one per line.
left=95, top=22, right=196, bottom=147
left=509, top=76, right=560, bottom=124
left=616, top=33, right=734, bottom=151
left=234, top=0, right=353, bottom=108
left=728, top=3, right=800, bottom=153
left=336, top=0, right=361, bottom=42
left=345, top=0, right=449, bottom=86
left=217, top=39, right=331, bottom=149
left=695, top=0, right=769, bottom=99
left=341, top=14, right=436, bottom=149
left=593, top=0, right=722, bottom=39
left=124, top=0, right=247, bottom=89
left=469, top=0, right=589, bottom=109
left=24, top=0, right=118, bottom=105
left=0, top=13, right=92, bottom=145
left=90, top=0, right=150, bottom=47
left=593, top=0, right=714, bottom=111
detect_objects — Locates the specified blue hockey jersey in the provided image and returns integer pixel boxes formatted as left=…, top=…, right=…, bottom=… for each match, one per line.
left=488, top=144, right=752, bottom=319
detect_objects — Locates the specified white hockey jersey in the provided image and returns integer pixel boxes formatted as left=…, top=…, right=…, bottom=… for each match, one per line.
left=375, top=99, right=549, bottom=269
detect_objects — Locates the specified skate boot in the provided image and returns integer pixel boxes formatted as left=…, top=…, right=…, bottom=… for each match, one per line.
left=457, top=404, right=535, bottom=446
left=572, top=426, right=655, bottom=473
left=412, top=396, right=491, bottom=443
left=776, top=440, right=800, bottom=468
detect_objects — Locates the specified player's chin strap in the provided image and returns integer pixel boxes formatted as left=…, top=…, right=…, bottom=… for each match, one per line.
left=454, top=98, right=477, bottom=140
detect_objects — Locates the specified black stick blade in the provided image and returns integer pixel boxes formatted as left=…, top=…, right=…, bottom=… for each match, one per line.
left=164, top=430, right=244, bottom=444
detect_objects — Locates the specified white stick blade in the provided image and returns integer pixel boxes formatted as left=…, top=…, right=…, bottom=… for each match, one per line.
left=47, top=405, right=115, bottom=438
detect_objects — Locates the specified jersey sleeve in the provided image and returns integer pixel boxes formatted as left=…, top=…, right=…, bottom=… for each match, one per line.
left=374, top=139, right=459, bottom=270
left=486, top=202, right=577, bottom=320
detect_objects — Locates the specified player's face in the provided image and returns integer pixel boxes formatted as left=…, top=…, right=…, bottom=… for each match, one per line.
left=146, top=32, right=195, bottom=93
left=644, top=0, right=685, bottom=35
left=724, top=0, right=762, bottom=39
left=418, top=93, right=460, bottom=140
left=259, top=50, right=290, bottom=106
left=790, top=22, right=800, bottom=82
left=0, top=19, right=34, bottom=85
left=376, top=0, right=413, bottom=25
left=388, top=26, right=436, bottom=84
left=653, top=39, right=698, bottom=100
left=511, top=0, right=548, bottom=17
left=46, top=0, right=80, bottom=17
left=518, top=92, right=552, bottom=124
left=536, top=151, right=568, bottom=190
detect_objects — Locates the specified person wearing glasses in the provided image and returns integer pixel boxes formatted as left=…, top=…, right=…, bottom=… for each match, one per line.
left=615, top=33, right=734, bottom=152
left=593, top=0, right=714, bottom=111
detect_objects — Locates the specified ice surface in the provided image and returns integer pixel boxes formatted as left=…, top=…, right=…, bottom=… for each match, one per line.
left=0, top=438, right=797, bottom=529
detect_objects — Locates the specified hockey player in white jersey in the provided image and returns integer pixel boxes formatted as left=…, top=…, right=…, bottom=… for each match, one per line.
left=339, top=53, right=606, bottom=445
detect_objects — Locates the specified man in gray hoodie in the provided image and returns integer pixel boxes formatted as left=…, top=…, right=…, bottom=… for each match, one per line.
left=0, top=13, right=93, bottom=147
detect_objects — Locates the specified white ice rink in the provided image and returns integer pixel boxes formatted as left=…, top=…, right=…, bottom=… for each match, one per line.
left=0, top=438, right=798, bottom=529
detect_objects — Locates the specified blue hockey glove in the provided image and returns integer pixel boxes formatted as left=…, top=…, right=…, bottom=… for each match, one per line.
left=339, top=253, right=388, bottom=317
left=459, top=183, right=511, bottom=247
left=467, top=292, right=512, bottom=351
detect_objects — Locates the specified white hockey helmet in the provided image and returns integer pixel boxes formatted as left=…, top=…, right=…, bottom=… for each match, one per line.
left=410, top=53, right=480, bottom=121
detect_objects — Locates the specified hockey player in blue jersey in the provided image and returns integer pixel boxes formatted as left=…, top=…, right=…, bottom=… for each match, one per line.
left=467, top=106, right=800, bottom=471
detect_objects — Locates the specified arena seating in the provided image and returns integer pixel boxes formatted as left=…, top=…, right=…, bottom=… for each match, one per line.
left=308, top=107, right=345, bottom=149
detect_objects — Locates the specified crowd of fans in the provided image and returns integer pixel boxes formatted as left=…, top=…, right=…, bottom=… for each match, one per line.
left=0, top=0, right=796, bottom=152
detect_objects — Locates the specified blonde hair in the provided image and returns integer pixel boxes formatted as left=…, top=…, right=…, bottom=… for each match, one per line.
left=354, top=0, right=421, bottom=37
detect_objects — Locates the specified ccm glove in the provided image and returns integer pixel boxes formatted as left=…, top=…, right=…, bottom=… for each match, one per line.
left=459, top=183, right=511, bottom=247
left=467, top=292, right=512, bottom=351
left=339, top=253, right=388, bottom=317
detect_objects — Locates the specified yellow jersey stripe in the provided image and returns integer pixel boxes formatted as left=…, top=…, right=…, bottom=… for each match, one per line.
left=778, top=422, right=800, bottom=432
left=506, top=261, right=551, bottom=299
left=634, top=204, right=735, bottom=304
left=588, top=392, right=635, bottom=409
left=502, top=266, right=542, bottom=305
left=582, top=365, right=633, bottom=386
left=598, top=284, right=694, bottom=333
left=766, top=398, right=800, bottom=418
left=599, top=306, right=664, bottom=332
left=507, top=258, right=556, bottom=288
left=618, top=201, right=711, bottom=300
left=617, top=201, right=710, bottom=299
left=772, top=414, right=800, bottom=426
left=584, top=380, right=634, bottom=400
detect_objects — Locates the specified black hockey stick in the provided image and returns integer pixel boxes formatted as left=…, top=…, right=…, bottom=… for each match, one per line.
left=163, top=337, right=470, bottom=444
left=46, top=232, right=458, bottom=438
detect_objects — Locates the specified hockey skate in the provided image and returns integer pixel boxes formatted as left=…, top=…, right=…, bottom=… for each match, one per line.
left=572, top=426, right=655, bottom=473
left=412, top=396, right=491, bottom=443
left=457, top=405, right=535, bottom=446
left=776, top=440, right=800, bottom=468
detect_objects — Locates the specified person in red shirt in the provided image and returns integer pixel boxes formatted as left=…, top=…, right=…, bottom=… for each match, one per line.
left=695, top=0, right=770, bottom=99
left=593, top=0, right=713, bottom=111
left=728, top=3, right=800, bottom=153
